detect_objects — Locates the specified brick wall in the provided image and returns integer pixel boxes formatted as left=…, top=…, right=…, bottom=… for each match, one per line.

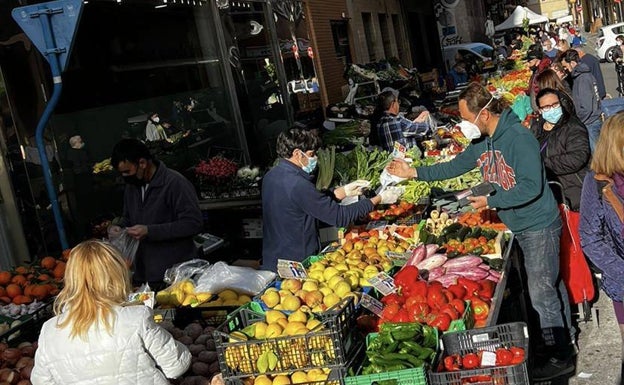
left=304, top=0, right=350, bottom=106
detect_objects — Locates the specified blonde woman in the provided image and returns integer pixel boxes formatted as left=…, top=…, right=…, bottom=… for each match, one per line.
left=579, top=112, right=624, bottom=381
left=31, top=240, right=191, bottom=384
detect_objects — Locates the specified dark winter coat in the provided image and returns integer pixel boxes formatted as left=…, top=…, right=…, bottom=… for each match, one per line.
left=579, top=53, right=606, bottom=99
left=122, top=161, right=203, bottom=283
left=530, top=113, right=590, bottom=210
left=569, top=62, right=602, bottom=126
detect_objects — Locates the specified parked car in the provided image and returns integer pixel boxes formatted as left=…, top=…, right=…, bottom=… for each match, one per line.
left=596, top=22, right=624, bottom=62
left=442, top=43, right=496, bottom=73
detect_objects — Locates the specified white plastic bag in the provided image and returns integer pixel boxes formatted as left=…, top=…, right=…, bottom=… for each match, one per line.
left=107, top=227, right=139, bottom=267
left=163, top=259, right=211, bottom=285
left=195, top=261, right=276, bottom=296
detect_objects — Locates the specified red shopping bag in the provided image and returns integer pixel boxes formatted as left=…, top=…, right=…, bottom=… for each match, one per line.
left=559, top=203, right=595, bottom=304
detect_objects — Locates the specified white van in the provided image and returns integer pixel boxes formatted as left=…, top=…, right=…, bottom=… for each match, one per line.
left=442, top=43, right=496, bottom=72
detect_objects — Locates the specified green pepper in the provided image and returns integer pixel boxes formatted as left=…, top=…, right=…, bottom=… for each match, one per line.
left=369, top=354, right=414, bottom=368
left=362, top=364, right=384, bottom=375
left=381, top=353, right=424, bottom=367
left=417, top=347, right=436, bottom=361
left=383, top=363, right=410, bottom=372
left=422, top=325, right=438, bottom=349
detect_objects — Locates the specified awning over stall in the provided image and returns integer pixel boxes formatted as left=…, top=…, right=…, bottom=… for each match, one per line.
left=495, top=6, right=549, bottom=31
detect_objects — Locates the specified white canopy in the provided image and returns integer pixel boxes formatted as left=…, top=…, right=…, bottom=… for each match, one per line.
left=495, top=6, right=549, bottom=31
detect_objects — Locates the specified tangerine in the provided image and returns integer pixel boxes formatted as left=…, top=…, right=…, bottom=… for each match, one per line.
left=53, top=262, right=66, bottom=279
left=41, top=256, right=57, bottom=270
left=32, top=285, right=49, bottom=301
left=23, top=285, right=35, bottom=297
left=11, top=275, right=26, bottom=287
left=61, top=248, right=72, bottom=261
left=0, top=296, right=10, bottom=304
left=6, top=284, right=22, bottom=298
left=37, top=274, right=51, bottom=282
left=0, top=287, right=5, bottom=297
left=14, top=266, right=28, bottom=275
left=0, top=271, right=11, bottom=286
left=12, top=295, right=32, bottom=305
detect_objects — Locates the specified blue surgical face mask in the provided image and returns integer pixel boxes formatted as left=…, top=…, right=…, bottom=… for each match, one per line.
left=542, top=106, right=563, bottom=124
left=300, top=152, right=317, bottom=174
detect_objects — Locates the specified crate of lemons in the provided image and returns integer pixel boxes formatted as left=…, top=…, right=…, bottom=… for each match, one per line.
left=239, top=369, right=340, bottom=385
left=156, top=279, right=252, bottom=308
left=214, top=301, right=356, bottom=380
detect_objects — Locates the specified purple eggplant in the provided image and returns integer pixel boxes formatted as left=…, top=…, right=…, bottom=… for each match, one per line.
left=433, top=274, right=460, bottom=288
left=486, top=273, right=500, bottom=283
left=427, top=266, right=446, bottom=281
left=425, top=244, right=439, bottom=258
left=488, top=269, right=501, bottom=279
left=416, top=254, right=448, bottom=271
left=478, top=263, right=491, bottom=271
left=405, top=244, right=426, bottom=266
left=445, top=267, right=490, bottom=280
left=442, top=255, right=483, bottom=270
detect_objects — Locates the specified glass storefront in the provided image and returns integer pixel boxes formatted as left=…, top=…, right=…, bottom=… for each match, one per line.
left=0, top=0, right=318, bottom=254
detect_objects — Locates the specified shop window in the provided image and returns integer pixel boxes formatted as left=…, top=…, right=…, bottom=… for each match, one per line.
left=331, top=20, right=352, bottom=62
left=378, top=13, right=392, bottom=59
left=392, top=14, right=405, bottom=62
left=362, top=12, right=376, bottom=62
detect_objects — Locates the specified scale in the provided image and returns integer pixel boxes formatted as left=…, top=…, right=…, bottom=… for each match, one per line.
left=194, top=233, right=225, bottom=255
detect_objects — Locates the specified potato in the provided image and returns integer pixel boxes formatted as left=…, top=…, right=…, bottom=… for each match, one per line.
left=2, top=349, right=21, bottom=365
left=0, top=369, right=17, bottom=383
left=208, top=360, right=220, bottom=375
left=181, top=376, right=210, bottom=385
left=15, top=358, right=32, bottom=370
left=159, top=321, right=175, bottom=332
left=197, top=351, right=217, bottom=364
left=188, top=344, right=206, bottom=356
left=205, top=340, right=216, bottom=351
left=184, top=323, right=203, bottom=341
left=177, top=336, right=194, bottom=346
left=171, top=328, right=184, bottom=339
left=18, top=347, right=34, bottom=358
left=16, top=381, right=31, bottom=385
left=203, top=326, right=215, bottom=335
left=191, top=362, right=211, bottom=377
left=19, top=364, right=32, bottom=380
left=194, top=334, right=209, bottom=345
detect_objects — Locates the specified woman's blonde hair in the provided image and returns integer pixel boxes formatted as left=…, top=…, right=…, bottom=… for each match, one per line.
left=54, top=240, right=131, bottom=340
left=591, top=111, right=624, bottom=176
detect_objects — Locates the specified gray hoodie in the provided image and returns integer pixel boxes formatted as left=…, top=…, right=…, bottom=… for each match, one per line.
left=570, top=62, right=602, bottom=125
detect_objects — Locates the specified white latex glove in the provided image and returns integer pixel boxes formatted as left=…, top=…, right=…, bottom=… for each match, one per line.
left=343, top=179, right=371, bottom=197
left=379, top=186, right=404, bottom=204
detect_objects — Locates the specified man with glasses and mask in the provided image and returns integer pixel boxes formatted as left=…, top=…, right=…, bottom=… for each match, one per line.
left=262, top=129, right=401, bottom=271
left=387, top=82, right=576, bottom=381
left=111, top=139, right=203, bottom=287
left=376, top=88, right=431, bottom=151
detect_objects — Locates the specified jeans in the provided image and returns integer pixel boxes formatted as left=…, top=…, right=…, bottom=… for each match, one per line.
left=515, top=216, right=574, bottom=336
left=586, top=119, right=602, bottom=153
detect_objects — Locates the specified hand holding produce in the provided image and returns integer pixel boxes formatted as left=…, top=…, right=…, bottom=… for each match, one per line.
left=379, top=186, right=404, bottom=204
left=386, top=158, right=415, bottom=179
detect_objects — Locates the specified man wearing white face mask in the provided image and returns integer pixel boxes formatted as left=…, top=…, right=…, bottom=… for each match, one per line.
left=387, top=83, right=575, bottom=381
left=145, top=113, right=168, bottom=142
left=262, top=129, right=399, bottom=270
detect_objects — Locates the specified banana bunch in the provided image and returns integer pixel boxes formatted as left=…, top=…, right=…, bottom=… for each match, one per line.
left=93, top=158, right=113, bottom=174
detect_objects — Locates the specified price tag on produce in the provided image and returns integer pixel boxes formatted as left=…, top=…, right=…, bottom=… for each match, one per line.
left=277, top=259, right=308, bottom=280
left=366, top=221, right=388, bottom=231
left=480, top=351, right=497, bottom=367
left=360, top=293, right=384, bottom=317
left=392, top=142, right=407, bottom=158
left=386, top=251, right=411, bottom=263
left=368, top=272, right=396, bottom=296
left=128, top=291, right=155, bottom=308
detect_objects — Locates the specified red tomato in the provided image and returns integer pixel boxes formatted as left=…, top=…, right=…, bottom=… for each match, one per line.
left=442, top=288, right=455, bottom=302
left=381, top=303, right=400, bottom=321
left=405, top=295, right=426, bottom=310
left=428, top=313, right=451, bottom=331
left=409, top=302, right=430, bottom=323
left=427, top=286, right=448, bottom=309
left=443, top=354, right=462, bottom=371
left=462, top=353, right=480, bottom=369
left=392, top=309, right=411, bottom=323
left=510, top=347, right=525, bottom=364
left=439, top=304, right=460, bottom=320
left=381, top=293, right=404, bottom=306
left=495, top=348, right=513, bottom=366
left=449, top=299, right=466, bottom=315
left=447, top=284, right=466, bottom=299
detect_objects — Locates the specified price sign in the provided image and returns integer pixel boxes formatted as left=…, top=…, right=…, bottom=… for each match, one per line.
left=128, top=291, right=155, bottom=308
left=368, top=272, right=396, bottom=296
left=480, top=351, right=497, bottom=367
left=386, top=251, right=411, bottom=262
left=277, top=259, right=308, bottom=279
left=360, top=293, right=384, bottom=317
left=366, top=221, right=388, bottom=231
left=392, top=142, right=407, bottom=158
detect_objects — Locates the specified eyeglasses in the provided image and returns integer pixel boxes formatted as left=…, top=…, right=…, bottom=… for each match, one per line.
left=539, top=102, right=560, bottom=112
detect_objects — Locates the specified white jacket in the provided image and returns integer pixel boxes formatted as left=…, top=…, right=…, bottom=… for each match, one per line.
left=31, top=305, right=191, bottom=385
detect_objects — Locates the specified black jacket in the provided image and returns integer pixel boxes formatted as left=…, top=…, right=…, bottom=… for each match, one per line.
left=580, top=53, right=606, bottom=99
left=530, top=113, right=590, bottom=210
left=122, top=161, right=203, bottom=283
left=569, top=62, right=602, bottom=126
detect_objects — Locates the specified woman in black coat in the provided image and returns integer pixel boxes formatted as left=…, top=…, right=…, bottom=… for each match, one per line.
left=530, top=88, right=590, bottom=210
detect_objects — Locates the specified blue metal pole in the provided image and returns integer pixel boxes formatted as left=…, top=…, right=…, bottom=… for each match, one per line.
left=34, top=6, right=69, bottom=250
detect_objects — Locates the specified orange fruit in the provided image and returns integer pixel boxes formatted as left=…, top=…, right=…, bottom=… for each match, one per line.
left=40, top=256, right=57, bottom=270
left=11, top=275, right=26, bottom=287
left=31, top=285, right=49, bottom=301
left=6, top=284, right=22, bottom=299
left=0, top=271, right=11, bottom=286
left=53, top=262, right=66, bottom=279
left=12, top=295, right=32, bottom=305
left=0, top=296, right=11, bottom=304
left=0, top=287, right=6, bottom=297
left=23, top=285, right=35, bottom=297
left=62, top=249, right=72, bottom=261
left=14, top=266, right=28, bottom=275
left=37, top=274, right=51, bottom=282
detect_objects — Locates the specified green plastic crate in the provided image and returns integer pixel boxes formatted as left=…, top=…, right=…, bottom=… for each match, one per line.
left=447, top=300, right=474, bottom=333
left=344, top=366, right=428, bottom=385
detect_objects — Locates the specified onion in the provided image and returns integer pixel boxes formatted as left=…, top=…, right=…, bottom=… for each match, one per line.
left=16, top=380, right=30, bottom=385
left=19, top=364, right=32, bottom=380
left=14, top=358, right=32, bottom=371
left=1, top=349, right=21, bottom=365
left=15, top=344, right=30, bottom=350
left=17, top=347, right=33, bottom=359
left=0, top=368, right=17, bottom=383
left=0, top=344, right=8, bottom=354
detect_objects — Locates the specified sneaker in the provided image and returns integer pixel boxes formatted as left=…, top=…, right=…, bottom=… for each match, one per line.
left=532, top=357, right=576, bottom=381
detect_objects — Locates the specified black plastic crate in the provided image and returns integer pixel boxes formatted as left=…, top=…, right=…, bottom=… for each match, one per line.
left=214, top=297, right=359, bottom=379
left=428, top=322, right=530, bottom=385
